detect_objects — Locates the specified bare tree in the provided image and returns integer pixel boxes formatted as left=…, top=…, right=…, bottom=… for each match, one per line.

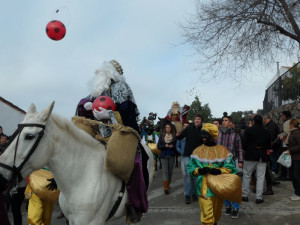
left=181, top=0, right=300, bottom=80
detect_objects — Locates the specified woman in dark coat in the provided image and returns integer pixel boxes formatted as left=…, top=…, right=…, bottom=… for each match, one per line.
left=285, top=118, right=300, bottom=201
left=157, top=123, right=177, bottom=194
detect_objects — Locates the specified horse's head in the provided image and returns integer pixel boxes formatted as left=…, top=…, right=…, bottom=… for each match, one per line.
left=157, top=117, right=176, bottom=131
left=0, top=102, right=55, bottom=192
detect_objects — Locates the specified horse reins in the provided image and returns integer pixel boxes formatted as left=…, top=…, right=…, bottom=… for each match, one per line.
left=0, top=123, right=46, bottom=191
left=0, top=122, right=126, bottom=220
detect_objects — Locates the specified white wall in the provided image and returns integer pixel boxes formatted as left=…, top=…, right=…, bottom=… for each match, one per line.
left=0, top=101, right=25, bottom=136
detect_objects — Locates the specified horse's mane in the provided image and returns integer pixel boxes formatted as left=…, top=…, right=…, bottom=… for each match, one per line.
left=50, top=114, right=101, bottom=148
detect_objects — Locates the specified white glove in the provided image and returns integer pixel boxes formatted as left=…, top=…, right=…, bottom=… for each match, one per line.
left=83, top=102, right=93, bottom=111
left=93, top=108, right=111, bottom=120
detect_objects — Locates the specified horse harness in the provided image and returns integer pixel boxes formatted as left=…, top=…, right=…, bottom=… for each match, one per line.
left=106, top=180, right=126, bottom=221
left=0, top=123, right=46, bottom=192
left=0, top=122, right=126, bottom=221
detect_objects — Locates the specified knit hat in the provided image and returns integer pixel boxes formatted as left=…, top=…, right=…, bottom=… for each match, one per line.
left=282, top=111, right=292, bottom=118
left=201, top=123, right=219, bottom=140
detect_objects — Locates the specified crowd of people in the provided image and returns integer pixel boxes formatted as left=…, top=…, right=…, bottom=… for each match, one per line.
left=0, top=59, right=300, bottom=225
left=139, top=109, right=300, bottom=225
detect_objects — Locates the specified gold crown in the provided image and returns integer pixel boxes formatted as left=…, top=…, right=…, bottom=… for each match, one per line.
left=109, top=60, right=123, bottom=75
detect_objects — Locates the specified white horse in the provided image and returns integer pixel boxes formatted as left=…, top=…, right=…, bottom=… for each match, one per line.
left=0, top=102, right=154, bottom=225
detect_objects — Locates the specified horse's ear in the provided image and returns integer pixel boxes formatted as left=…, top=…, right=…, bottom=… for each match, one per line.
left=27, top=103, right=37, bottom=114
left=39, top=101, right=55, bottom=122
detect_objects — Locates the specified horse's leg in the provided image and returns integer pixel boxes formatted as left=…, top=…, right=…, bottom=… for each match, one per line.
left=68, top=212, right=106, bottom=225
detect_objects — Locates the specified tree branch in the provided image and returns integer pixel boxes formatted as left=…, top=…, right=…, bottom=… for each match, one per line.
left=278, top=0, right=300, bottom=41
left=257, top=19, right=299, bottom=42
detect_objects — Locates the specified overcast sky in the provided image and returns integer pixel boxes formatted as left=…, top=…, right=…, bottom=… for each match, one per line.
left=0, top=0, right=297, bottom=124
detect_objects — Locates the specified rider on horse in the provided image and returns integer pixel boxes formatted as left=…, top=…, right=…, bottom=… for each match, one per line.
left=166, top=101, right=190, bottom=132
left=76, top=60, right=148, bottom=224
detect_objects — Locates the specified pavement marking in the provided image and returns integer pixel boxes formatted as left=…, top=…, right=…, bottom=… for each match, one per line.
left=148, top=179, right=183, bottom=201
left=147, top=205, right=300, bottom=215
left=148, top=207, right=199, bottom=214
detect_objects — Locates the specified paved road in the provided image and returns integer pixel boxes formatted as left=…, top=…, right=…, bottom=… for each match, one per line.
left=8, top=163, right=300, bottom=225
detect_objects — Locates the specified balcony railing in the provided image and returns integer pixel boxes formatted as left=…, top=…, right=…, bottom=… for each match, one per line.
left=263, top=62, right=300, bottom=114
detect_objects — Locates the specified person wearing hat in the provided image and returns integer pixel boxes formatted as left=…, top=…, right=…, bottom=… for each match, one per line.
left=75, top=60, right=148, bottom=223
left=187, top=123, right=237, bottom=225
left=141, top=125, right=159, bottom=171
left=166, top=101, right=190, bottom=132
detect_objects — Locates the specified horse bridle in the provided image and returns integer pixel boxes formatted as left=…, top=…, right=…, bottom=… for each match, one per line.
left=0, top=123, right=46, bottom=191
left=0, top=122, right=127, bottom=221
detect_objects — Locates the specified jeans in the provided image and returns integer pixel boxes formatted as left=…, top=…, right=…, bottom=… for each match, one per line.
left=180, top=156, right=185, bottom=176
left=183, top=156, right=196, bottom=196
left=161, top=156, right=176, bottom=181
left=224, top=200, right=240, bottom=210
left=289, top=160, right=300, bottom=196
left=242, top=160, right=267, bottom=200
left=224, top=159, right=240, bottom=210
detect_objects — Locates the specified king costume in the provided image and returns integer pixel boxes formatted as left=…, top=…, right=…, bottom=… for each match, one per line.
left=187, top=123, right=238, bottom=225
left=76, top=60, right=148, bottom=224
left=166, top=101, right=190, bottom=132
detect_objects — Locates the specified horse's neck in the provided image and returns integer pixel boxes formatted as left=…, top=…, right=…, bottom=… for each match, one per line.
left=47, top=116, right=106, bottom=193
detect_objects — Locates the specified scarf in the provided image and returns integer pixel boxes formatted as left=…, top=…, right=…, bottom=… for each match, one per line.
left=221, top=127, right=231, bottom=134
left=164, top=133, right=173, bottom=144
left=285, top=128, right=298, bottom=145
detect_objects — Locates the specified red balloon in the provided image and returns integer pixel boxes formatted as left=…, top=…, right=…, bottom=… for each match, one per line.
left=92, top=96, right=116, bottom=112
left=46, top=20, right=66, bottom=41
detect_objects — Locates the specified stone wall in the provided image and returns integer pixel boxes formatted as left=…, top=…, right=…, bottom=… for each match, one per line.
left=264, top=101, right=300, bottom=131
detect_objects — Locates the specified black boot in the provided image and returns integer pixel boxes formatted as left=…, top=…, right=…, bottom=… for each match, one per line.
left=263, top=185, right=274, bottom=195
left=127, top=205, right=140, bottom=223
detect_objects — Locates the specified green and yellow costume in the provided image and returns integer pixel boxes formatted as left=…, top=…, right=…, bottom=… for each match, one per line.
left=187, top=123, right=238, bottom=225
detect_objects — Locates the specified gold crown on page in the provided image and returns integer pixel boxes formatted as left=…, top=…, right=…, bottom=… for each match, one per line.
left=109, top=60, right=123, bottom=75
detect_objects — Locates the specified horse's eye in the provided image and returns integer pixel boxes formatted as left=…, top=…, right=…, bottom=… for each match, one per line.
left=25, top=134, right=35, bottom=140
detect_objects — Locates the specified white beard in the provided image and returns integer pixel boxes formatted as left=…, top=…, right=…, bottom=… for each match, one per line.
left=172, top=106, right=180, bottom=115
left=88, top=61, right=125, bottom=98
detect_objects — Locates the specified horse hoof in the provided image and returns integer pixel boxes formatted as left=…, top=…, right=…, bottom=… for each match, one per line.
left=127, top=206, right=141, bottom=224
